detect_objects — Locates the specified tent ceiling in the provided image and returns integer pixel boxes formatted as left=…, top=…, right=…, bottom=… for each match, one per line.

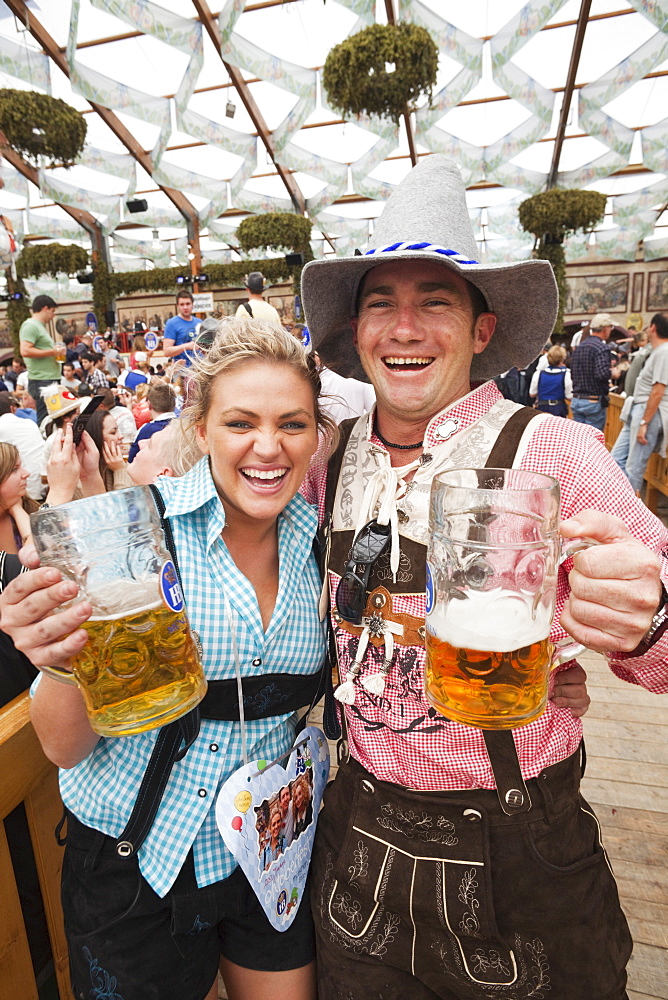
left=0, top=0, right=666, bottom=276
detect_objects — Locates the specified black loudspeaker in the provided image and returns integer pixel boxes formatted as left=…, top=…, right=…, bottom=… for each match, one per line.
left=105, top=310, right=116, bottom=326
left=284, top=252, right=305, bottom=266
left=126, top=198, right=148, bottom=213
left=76, top=272, right=94, bottom=284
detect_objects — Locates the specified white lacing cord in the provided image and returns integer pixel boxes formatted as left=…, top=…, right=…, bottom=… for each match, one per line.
left=355, top=459, right=421, bottom=582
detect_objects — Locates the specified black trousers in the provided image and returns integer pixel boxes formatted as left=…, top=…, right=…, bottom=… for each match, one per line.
left=311, top=749, right=631, bottom=1000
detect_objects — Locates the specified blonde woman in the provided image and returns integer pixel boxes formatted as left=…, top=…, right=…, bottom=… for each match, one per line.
left=1, top=318, right=337, bottom=1000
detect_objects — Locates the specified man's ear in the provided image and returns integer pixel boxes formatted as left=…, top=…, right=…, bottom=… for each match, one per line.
left=473, top=313, right=496, bottom=355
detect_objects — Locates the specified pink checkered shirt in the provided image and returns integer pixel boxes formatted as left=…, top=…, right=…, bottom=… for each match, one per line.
left=302, top=381, right=668, bottom=791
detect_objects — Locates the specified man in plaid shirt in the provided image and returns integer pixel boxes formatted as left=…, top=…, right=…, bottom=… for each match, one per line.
left=570, top=312, right=614, bottom=430
left=301, top=157, right=666, bottom=1000
left=79, top=351, right=110, bottom=390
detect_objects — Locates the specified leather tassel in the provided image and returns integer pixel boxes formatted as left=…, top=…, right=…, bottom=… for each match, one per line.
left=360, top=632, right=394, bottom=696
left=334, top=628, right=369, bottom=706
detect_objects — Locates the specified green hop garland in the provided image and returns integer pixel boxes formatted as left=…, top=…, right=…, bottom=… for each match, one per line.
left=0, top=90, right=87, bottom=168
left=236, top=212, right=313, bottom=254
left=17, top=243, right=89, bottom=280
left=519, top=189, right=607, bottom=334
left=323, top=22, right=438, bottom=124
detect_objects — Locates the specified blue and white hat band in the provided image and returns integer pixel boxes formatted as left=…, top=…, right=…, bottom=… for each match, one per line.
left=364, top=241, right=478, bottom=265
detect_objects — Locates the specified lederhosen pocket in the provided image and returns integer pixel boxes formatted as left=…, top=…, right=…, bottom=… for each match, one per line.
left=314, top=762, right=517, bottom=991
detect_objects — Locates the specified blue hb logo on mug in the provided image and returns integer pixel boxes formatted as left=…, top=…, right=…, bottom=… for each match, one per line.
left=160, top=561, right=184, bottom=612
left=425, top=562, right=434, bottom=616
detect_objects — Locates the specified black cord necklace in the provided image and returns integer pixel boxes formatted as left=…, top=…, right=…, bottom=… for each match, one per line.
left=374, top=419, right=423, bottom=451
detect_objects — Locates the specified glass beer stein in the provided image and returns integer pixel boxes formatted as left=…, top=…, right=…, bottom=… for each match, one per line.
left=31, top=487, right=207, bottom=737
left=425, top=468, right=592, bottom=730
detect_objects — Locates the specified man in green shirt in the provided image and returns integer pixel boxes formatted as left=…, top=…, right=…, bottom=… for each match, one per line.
left=19, top=295, right=62, bottom=424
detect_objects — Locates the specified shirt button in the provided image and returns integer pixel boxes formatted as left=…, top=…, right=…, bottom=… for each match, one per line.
left=209, top=743, right=219, bottom=753
left=198, top=788, right=207, bottom=798
left=252, top=657, right=262, bottom=666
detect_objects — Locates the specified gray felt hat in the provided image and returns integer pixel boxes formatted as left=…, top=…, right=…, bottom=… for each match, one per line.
left=301, top=156, right=558, bottom=382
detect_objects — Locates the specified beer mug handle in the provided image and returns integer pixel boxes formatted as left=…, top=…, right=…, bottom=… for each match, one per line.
left=551, top=638, right=587, bottom=668
left=558, top=535, right=600, bottom=564
left=39, top=664, right=78, bottom=686
left=552, top=535, right=601, bottom=667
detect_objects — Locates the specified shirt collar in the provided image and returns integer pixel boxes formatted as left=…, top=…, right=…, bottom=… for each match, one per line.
left=365, top=380, right=503, bottom=453
left=156, top=454, right=318, bottom=539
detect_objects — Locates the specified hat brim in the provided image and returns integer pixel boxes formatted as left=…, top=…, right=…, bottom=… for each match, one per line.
left=302, top=251, right=558, bottom=383
left=40, top=398, right=82, bottom=432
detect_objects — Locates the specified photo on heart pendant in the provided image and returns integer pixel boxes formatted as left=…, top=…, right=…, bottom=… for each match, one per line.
left=255, top=757, right=314, bottom=872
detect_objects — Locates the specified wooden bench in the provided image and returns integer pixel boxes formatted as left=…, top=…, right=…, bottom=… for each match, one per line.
left=604, top=393, right=668, bottom=515
left=0, top=693, right=71, bottom=999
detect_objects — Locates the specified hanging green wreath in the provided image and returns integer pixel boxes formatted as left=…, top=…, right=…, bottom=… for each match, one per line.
left=519, top=188, right=607, bottom=334
left=0, top=90, right=87, bottom=168
left=323, top=22, right=438, bottom=124
left=235, top=212, right=313, bottom=254
left=17, top=242, right=89, bottom=280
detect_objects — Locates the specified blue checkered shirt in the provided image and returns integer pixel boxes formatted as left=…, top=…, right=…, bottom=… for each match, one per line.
left=570, top=336, right=612, bottom=396
left=57, top=457, right=326, bottom=897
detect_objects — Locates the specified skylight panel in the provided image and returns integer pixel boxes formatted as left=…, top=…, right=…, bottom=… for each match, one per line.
left=437, top=98, right=534, bottom=148
left=416, top=0, right=527, bottom=38
left=604, top=77, right=668, bottom=129
left=245, top=80, right=303, bottom=131
left=575, top=12, right=657, bottom=84
left=74, top=34, right=190, bottom=98
left=232, top=0, right=359, bottom=68
left=292, top=122, right=378, bottom=162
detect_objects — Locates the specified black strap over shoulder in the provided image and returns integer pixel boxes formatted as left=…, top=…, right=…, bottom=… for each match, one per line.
left=317, top=416, right=358, bottom=742
left=482, top=406, right=541, bottom=815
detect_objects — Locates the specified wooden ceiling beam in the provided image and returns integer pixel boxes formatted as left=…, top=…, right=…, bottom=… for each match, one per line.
left=192, top=0, right=306, bottom=215
left=547, top=0, right=592, bottom=188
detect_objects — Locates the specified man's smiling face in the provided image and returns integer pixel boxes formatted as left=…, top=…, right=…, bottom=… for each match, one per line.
left=351, top=259, right=496, bottom=426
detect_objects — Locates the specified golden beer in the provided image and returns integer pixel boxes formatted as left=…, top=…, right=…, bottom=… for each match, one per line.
left=425, top=632, right=553, bottom=729
left=72, top=601, right=207, bottom=737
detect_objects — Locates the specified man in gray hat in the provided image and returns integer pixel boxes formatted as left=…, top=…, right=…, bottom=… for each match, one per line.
left=297, top=156, right=666, bottom=999
left=570, top=311, right=614, bottom=430
left=235, top=271, right=281, bottom=323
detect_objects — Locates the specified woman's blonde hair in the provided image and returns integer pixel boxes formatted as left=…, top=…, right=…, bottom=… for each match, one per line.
left=0, top=443, right=38, bottom=513
left=134, top=382, right=149, bottom=402
left=181, top=317, right=339, bottom=452
left=546, top=345, right=567, bottom=366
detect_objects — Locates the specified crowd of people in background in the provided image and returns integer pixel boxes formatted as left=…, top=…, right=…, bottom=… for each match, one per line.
left=0, top=289, right=663, bottom=532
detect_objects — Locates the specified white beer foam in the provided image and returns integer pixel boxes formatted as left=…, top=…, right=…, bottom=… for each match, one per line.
left=85, top=574, right=161, bottom=618
left=87, top=600, right=163, bottom=624
left=428, top=587, right=552, bottom=652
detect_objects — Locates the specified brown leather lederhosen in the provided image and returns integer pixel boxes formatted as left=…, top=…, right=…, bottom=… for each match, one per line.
left=312, top=408, right=632, bottom=1000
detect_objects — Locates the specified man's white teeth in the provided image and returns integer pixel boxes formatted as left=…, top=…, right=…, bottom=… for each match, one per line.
left=385, top=357, right=433, bottom=365
left=242, top=468, right=287, bottom=480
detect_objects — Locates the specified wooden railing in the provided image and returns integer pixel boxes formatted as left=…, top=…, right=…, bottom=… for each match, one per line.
left=604, top=393, right=668, bottom=514
left=603, top=393, right=624, bottom=451
left=0, top=693, right=70, bottom=1000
